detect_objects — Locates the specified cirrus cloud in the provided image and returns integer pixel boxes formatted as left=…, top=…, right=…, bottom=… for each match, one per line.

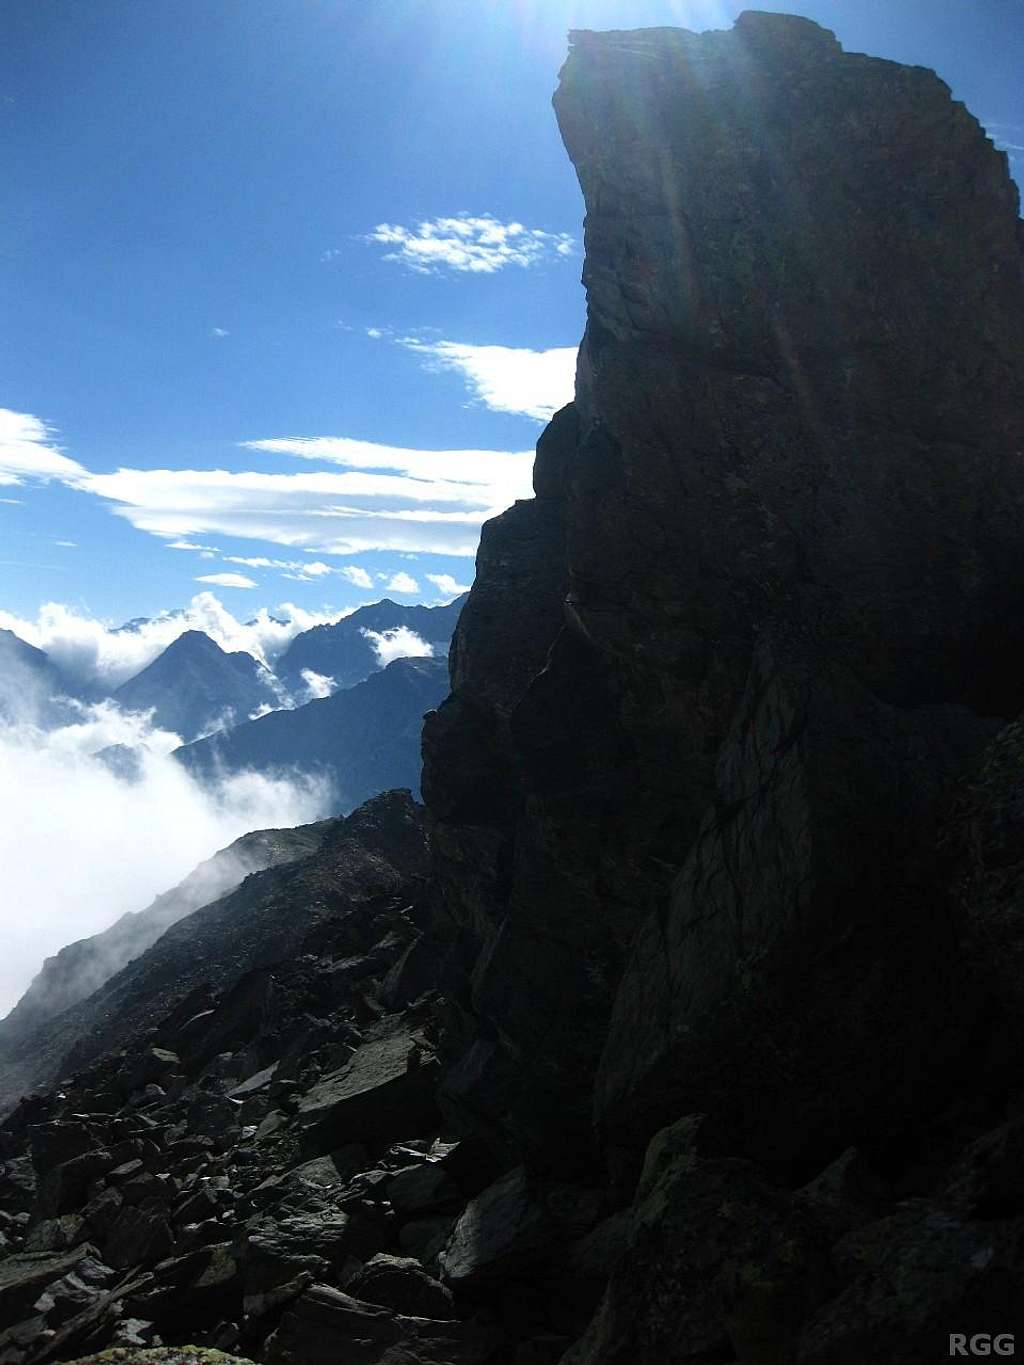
left=0, top=401, right=547, bottom=565
left=0, top=408, right=87, bottom=486
left=196, top=572, right=258, bottom=589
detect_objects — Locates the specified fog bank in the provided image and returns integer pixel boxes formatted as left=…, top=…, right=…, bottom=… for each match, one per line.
left=0, top=702, right=330, bottom=1017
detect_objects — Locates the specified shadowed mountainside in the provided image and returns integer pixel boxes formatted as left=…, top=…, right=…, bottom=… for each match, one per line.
left=0, top=823, right=330, bottom=1104
left=176, top=657, right=448, bottom=812
left=275, top=597, right=467, bottom=695
left=112, top=633, right=279, bottom=743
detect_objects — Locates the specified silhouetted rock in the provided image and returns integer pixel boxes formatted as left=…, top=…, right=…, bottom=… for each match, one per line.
left=425, top=8, right=1024, bottom=1182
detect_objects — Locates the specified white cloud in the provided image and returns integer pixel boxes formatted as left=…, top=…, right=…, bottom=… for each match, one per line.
left=401, top=339, right=576, bottom=421
left=366, top=327, right=385, bottom=340
left=211, top=327, right=230, bottom=339
left=366, top=213, right=575, bottom=276
left=72, top=464, right=525, bottom=557
left=55, top=540, right=77, bottom=548
left=0, top=704, right=329, bottom=1014
left=3, top=409, right=537, bottom=561
left=299, top=668, right=336, bottom=701
left=427, top=572, right=472, bottom=599
left=0, top=498, right=24, bottom=506
left=360, top=626, right=434, bottom=667
left=384, top=571, right=419, bottom=594
left=0, top=408, right=87, bottom=485
left=217, top=556, right=343, bottom=584
left=0, top=592, right=353, bottom=690
left=196, top=572, right=258, bottom=589
left=341, top=565, right=373, bottom=589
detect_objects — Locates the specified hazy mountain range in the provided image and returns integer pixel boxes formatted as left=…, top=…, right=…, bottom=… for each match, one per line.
left=275, top=596, right=465, bottom=692
left=0, top=628, right=88, bottom=726
left=176, top=654, right=448, bottom=807
left=112, top=629, right=281, bottom=739
left=0, top=595, right=463, bottom=804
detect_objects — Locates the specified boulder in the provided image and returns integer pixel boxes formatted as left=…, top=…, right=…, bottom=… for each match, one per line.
left=398, top=1216, right=458, bottom=1266
left=23, top=1215, right=87, bottom=1254
left=439, top=1166, right=603, bottom=1293
left=37, top=1150, right=115, bottom=1218
left=0, top=1245, right=96, bottom=1323
left=385, top=1162, right=462, bottom=1217
left=121, top=1242, right=240, bottom=1326
left=346, top=1253, right=456, bottom=1320
left=104, top=1200, right=175, bottom=1269
left=296, top=1032, right=439, bottom=1152
left=797, top=1202, right=1024, bottom=1364
left=264, top=1284, right=505, bottom=1365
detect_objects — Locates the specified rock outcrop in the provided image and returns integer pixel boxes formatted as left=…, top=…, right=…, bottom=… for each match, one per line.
left=420, top=9, right=1024, bottom=1359
left=425, top=7, right=1024, bottom=1166
left=3, top=12, right=1024, bottom=1364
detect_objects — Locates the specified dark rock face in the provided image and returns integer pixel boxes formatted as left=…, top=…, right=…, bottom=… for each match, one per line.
left=424, top=10, right=1024, bottom=1177
left=178, top=656, right=449, bottom=813
left=596, top=644, right=1000, bottom=1171
left=556, top=15, right=1024, bottom=717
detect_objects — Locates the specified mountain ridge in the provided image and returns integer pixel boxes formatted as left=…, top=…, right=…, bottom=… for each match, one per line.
left=176, top=655, right=448, bottom=812
left=112, top=631, right=279, bottom=742
left=275, top=596, right=467, bottom=693
left=0, top=822, right=330, bottom=1076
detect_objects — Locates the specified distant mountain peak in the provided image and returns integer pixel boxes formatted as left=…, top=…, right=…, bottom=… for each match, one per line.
left=113, top=629, right=277, bottom=741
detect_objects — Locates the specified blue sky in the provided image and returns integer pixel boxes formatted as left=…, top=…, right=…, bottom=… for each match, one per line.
left=2, top=0, right=1022, bottom=633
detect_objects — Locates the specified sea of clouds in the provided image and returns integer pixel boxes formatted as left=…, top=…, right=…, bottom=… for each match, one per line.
left=0, top=699, right=331, bottom=1017
left=0, top=593, right=355, bottom=1016
left=0, top=593, right=447, bottom=1017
